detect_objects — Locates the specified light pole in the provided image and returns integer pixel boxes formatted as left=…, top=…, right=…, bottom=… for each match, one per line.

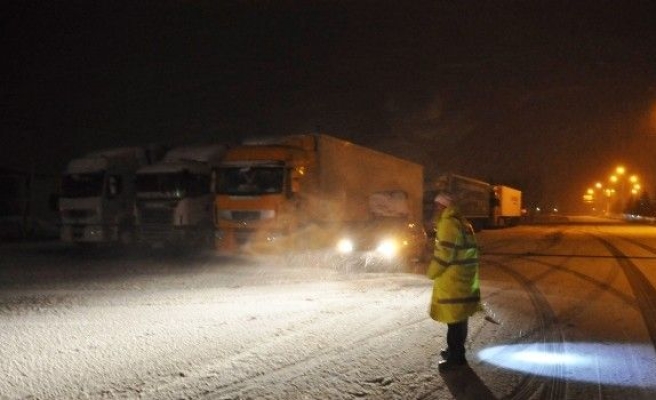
left=583, top=182, right=612, bottom=216
left=609, top=166, right=641, bottom=215
left=595, top=182, right=604, bottom=215
left=604, top=188, right=615, bottom=215
left=614, top=166, right=626, bottom=213
left=584, top=188, right=595, bottom=215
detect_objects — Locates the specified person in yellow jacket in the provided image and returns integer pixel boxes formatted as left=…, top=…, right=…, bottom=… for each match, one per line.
left=427, top=191, right=482, bottom=372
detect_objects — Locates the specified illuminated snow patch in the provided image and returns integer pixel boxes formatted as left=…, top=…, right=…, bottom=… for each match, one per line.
left=478, top=342, right=656, bottom=388
left=510, top=350, right=584, bottom=365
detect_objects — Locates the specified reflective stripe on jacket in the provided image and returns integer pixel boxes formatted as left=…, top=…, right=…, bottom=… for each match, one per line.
left=427, top=205, right=482, bottom=323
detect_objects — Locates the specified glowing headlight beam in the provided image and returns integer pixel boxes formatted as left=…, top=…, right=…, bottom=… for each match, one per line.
left=336, top=238, right=354, bottom=254
left=376, top=239, right=398, bottom=258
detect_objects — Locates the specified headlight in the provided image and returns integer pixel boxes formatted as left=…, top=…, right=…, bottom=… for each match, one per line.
left=261, top=210, right=276, bottom=219
left=376, top=238, right=398, bottom=258
left=336, top=238, right=354, bottom=254
left=217, top=210, right=232, bottom=219
left=265, top=231, right=283, bottom=242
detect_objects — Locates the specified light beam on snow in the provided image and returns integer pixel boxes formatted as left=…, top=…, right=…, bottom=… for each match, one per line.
left=511, top=350, right=583, bottom=365
left=477, top=342, right=656, bottom=388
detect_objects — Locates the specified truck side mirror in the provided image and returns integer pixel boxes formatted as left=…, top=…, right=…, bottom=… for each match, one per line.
left=286, top=169, right=301, bottom=198
left=107, top=176, right=120, bottom=198
left=291, top=179, right=300, bottom=193
left=210, top=170, right=218, bottom=193
left=49, top=193, right=60, bottom=212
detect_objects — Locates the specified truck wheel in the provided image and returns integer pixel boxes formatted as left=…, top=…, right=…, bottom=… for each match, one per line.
left=200, top=232, right=214, bottom=250
left=195, top=225, right=214, bottom=251
left=119, top=227, right=135, bottom=245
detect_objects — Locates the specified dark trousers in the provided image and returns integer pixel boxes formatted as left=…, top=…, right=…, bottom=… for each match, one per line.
left=446, top=320, right=468, bottom=362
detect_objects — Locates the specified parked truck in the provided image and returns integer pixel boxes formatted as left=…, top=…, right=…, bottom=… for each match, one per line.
left=214, top=134, right=424, bottom=260
left=59, top=146, right=163, bottom=245
left=135, top=144, right=226, bottom=248
left=490, top=184, right=522, bottom=227
left=424, top=173, right=523, bottom=232
left=424, top=173, right=491, bottom=232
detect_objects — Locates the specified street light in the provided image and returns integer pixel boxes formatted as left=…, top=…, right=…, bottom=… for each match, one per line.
left=594, top=182, right=605, bottom=215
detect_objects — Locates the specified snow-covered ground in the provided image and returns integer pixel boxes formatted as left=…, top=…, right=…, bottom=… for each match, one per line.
left=1, top=224, right=656, bottom=399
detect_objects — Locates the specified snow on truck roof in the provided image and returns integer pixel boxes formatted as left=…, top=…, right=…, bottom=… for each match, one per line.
left=66, top=147, right=149, bottom=173
left=163, top=144, right=226, bottom=164
left=85, top=147, right=148, bottom=160
left=136, top=145, right=227, bottom=174
left=66, top=157, right=109, bottom=173
left=137, top=160, right=215, bottom=174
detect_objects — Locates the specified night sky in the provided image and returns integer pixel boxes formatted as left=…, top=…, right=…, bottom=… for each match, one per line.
left=3, top=0, right=656, bottom=212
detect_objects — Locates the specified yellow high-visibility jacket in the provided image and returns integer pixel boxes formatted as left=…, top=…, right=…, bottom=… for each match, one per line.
left=427, top=205, right=482, bottom=323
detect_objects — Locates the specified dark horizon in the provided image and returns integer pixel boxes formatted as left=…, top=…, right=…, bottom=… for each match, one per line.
left=3, top=0, right=656, bottom=212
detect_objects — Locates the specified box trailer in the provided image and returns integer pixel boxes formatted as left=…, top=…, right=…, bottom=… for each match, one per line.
left=490, top=185, right=522, bottom=227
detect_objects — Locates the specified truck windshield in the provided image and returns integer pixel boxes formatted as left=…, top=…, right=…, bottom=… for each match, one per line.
left=136, top=172, right=210, bottom=198
left=61, top=172, right=105, bottom=198
left=217, top=167, right=284, bottom=195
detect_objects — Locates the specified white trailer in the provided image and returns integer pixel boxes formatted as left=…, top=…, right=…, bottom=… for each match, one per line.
left=135, top=144, right=226, bottom=248
left=59, top=147, right=161, bottom=244
left=490, top=185, right=522, bottom=227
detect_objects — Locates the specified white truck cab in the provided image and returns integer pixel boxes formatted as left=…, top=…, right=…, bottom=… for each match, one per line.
left=135, top=144, right=226, bottom=248
left=59, top=147, right=154, bottom=244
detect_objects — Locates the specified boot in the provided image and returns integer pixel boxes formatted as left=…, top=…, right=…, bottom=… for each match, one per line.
left=438, top=357, right=467, bottom=372
left=440, top=348, right=449, bottom=360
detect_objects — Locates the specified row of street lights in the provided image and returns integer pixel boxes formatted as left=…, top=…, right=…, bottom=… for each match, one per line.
left=583, top=166, right=642, bottom=216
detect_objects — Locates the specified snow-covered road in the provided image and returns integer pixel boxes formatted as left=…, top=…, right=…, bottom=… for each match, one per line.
left=2, top=222, right=656, bottom=399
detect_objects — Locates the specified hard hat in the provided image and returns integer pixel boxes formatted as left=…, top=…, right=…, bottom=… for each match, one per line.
left=434, top=192, right=454, bottom=207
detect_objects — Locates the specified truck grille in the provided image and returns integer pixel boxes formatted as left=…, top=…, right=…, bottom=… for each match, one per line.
left=232, top=211, right=262, bottom=221
left=235, top=229, right=256, bottom=245
left=139, top=224, right=174, bottom=243
left=62, top=209, right=96, bottom=219
left=140, top=208, right=173, bottom=225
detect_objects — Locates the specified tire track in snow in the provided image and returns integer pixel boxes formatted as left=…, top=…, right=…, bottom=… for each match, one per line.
left=590, top=234, right=656, bottom=353
left=485, top=258, right=568, bottom=400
